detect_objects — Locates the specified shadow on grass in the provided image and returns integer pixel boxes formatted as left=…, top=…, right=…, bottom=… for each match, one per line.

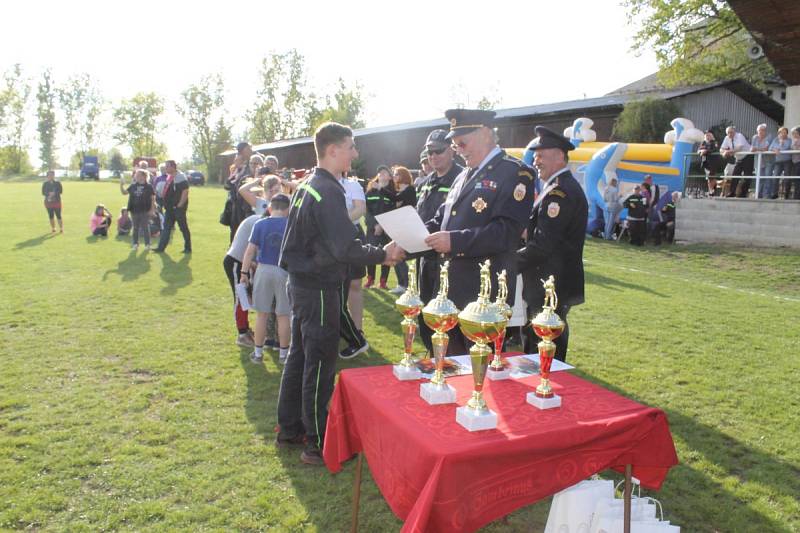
left=575, top=371, right=798, bottom=532
left=155, top=253, right=192, bottom=295
left=585, top=270, right=666, bottom=297
left=102, top=250, right=151, bottom=282
left=14, top=233, right=55, bottom=249
left=85, top=234, right=108, bottom=243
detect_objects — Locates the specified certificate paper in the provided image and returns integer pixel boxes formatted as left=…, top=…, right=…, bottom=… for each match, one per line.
left=374, top=206, right=431, bottom=253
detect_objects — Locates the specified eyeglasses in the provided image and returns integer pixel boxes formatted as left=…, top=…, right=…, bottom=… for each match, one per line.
left=451, top=141, right=468, bottom=150
left=426, top=147, right=446, bottom=156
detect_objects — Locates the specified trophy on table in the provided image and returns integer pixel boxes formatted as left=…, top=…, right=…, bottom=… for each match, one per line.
left=393, top=261, right=424, bottom=380
left=526, top=275, right=565, bottom=409
left=486, top=270, right=513, bottom=380
left=455, top=260, right=506, bottom=431
left=420, top=261, right=460, bottom=404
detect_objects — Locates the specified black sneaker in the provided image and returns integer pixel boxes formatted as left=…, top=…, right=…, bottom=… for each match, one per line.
left=300, top=446, right=324, bottom=466
left=275, top=433, right=306, bottom=449
left=339, top=341, right=369, bottom=360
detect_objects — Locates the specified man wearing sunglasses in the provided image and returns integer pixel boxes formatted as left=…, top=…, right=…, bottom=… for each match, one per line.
left=415, top=129, right=463, bottom=354
left=410, top=108, right=535, bottom=356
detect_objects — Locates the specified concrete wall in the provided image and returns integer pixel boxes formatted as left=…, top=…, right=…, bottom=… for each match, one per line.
left=676, top=197, right=800, bottom=247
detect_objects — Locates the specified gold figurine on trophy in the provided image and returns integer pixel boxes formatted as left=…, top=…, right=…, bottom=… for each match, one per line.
left=526, top=275, right=565, bottom=409
left=455, top=260, right=506, bottom=430
left=420, top=261, right=460, bottom=404
left=487, top=269, right=513, bottom=380
left=392, top=261, right=424, bottom=380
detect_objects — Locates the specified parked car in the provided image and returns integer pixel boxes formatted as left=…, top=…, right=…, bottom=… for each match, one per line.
left=187, top=170, right=205, bottom=186
left=80, top=155, right=100, bottom=180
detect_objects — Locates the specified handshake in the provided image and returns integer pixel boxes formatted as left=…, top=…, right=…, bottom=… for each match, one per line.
left=382, top=241, right=406, bottom=266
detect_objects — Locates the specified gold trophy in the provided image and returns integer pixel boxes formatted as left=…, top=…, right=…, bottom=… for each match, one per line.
left=420, top=261, right=460, bottom=404
left=455, top=260, right=506, bottom=431
left=486, top=270, right=513, bottom=380
left=526, top=275, right=565, bottom=409
left=392, top=261, right=424, bottom=380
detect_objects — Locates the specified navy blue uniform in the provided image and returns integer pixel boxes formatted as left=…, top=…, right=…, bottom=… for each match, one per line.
left=277, top=167, right=385, bottom=453
left=425, top=151, right=534, bottom=355
left=517, top=169, right=588, bottom=362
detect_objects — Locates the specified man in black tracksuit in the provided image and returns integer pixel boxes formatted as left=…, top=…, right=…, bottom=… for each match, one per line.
left=277, top=122, right=403, bottom=465
left=623, top=185, right=647, bottom=246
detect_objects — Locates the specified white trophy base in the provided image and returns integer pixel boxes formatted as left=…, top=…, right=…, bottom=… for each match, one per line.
left=393, top=364, right=422, bottom=381
left=486, top=366, right=512, bottom=380
left=420, top=382, right=457, bottom=404
left=456, top=405, right=498, bottom=431
left=526, top=392, right=562, bottom=410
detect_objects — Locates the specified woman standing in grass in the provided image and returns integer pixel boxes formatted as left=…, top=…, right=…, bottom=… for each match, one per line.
left=42, top=170, right=63, bottom=233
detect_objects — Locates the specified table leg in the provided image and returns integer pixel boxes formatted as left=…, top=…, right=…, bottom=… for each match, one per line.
left=351, top=452, right=364, bottom=533
left=623, top=464, right=632, bottom=533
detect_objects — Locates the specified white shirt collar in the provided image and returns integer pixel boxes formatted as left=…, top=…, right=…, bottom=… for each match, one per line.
left=472, top=146, right=502, bottom=175
left=542, top=166, right=570, bottom=188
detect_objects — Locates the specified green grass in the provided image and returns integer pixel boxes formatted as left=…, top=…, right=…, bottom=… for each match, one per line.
left=1, top=181, right=798, bottom=532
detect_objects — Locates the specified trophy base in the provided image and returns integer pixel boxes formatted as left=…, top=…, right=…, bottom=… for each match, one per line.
left=526, top=392, right=561, bottom=410
left=393, top=364, right=422, bottom=381
left=486, top=366, right=512, bottom=380
left=420, top=382, right=457, bottom=405
left=455, top=405, right=498, bottom=431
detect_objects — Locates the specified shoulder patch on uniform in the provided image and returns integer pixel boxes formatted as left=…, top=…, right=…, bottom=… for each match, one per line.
left=547, top=202, right=560, bottom=218
left=518, top=170, right=535, bottom=181
left=513, top=183, right=526, bottom=201
left=548, top=189, right=566, bottom=198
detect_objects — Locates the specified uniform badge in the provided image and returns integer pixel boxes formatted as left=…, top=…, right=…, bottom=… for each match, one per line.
left=450, top=118, right=458, bottom=127
left=547, top=202, right=560, bottom=218
left=472, top=197, right=487, bottom=213
left=513, top=183, right=527, bottom=202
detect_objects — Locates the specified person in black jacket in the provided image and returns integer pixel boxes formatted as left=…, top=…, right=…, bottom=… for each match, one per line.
left=623, top=185, right=647, bottom=246
left=364, top=165, right=396, bottom=289
left=659, top=191, right=679, bottom=244
left=517, top=126, right=588, bottom=362
left=276, top=122, right=404, bottom=466
left=388, top=165, right=417, bottom=294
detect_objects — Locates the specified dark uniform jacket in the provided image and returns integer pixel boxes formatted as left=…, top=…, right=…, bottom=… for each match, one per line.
left=517, top=168, right=588, bottom=309
left=623, top=193, right=647, bottom=220
left=416, top=164, right=462, bottom=223
left=279, top=167, right=386, bottom=290
left=661, top=201, right=676, bottom=223
left=365, top=185, right=396, bottom=230
left=425, top=150, right=535, bottom=309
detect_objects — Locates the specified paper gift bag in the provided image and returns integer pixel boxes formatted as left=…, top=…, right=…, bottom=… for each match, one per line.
left=545, top=479, right=614, bottom=533
left=593, top=517, right=680, bottom=533
left=589, top=497, right=657, bottom=533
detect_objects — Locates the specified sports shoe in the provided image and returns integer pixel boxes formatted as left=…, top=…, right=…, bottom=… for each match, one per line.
left=144, top=244, right=151, bottom=250
left=300, top=447, right=324, bottom=466
left=363, top=276, right=374, bottom=289
left=339, top=341, right=369, bottom=360
left=264, top=339, right=279, bottom=351
left=389, top=285, right=406, bottom=295
left=378, top=279, right=389, bottom=290
left=131, top=244, right=138, bottom=251
left=236, top=333, right=255, bottom=347
left=250, top=351, right=263, bottom=364
left=275, top=433, right=305, bottom=449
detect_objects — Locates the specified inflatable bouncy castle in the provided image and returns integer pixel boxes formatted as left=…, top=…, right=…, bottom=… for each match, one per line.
left=517, top=117, right=704, bottom=233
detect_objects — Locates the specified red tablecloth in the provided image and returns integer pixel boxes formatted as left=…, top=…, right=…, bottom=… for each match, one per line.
left=324, top=365, right=678, bottom=533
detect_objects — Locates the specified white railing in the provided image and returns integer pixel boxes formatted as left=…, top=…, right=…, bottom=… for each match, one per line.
left=683, top=150, right=800, bottom=199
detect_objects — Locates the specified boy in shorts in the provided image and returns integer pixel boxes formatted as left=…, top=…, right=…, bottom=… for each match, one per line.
left=240, top=194, right=291, bottom=364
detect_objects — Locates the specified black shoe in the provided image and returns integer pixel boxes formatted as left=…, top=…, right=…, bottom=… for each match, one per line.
left=339, top=340, right=369, bottom=360
left=182, top=249, right=191, bottom=254
left=275, top=433, right=306, bottom=449
left=300, top=446, right=324, bottom=466
left=152, top=248, right=165, bottom=253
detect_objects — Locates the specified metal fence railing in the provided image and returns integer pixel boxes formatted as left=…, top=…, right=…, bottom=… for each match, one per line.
left=681, top=150, right=800, bottom=199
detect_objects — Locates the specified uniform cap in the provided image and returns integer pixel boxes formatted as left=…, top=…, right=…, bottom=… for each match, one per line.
left=444, top=109, right=496, bottom=140
left=527, top=126, right=575, bottom=153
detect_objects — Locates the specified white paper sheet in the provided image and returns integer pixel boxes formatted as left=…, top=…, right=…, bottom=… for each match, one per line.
left=374, top=206, right=431, bottom=253
left=235, top=282, right=252, bottom=310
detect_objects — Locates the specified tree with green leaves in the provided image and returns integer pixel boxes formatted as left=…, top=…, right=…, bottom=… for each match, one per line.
left=177, top=74, right=230, bottom=181
left=209, top=117, right=233, bottom=182
left=612, top=98, right=681, bottom=143
left=107, top=148, right=128, bottom=176
left=249, top=50, right=314, bottom=143
left=623, top=0, right=774, bottom=87
left=113, top=92, right=166, bottom=158
left=36, top=69, right=58, bottom=171
left=0, top=64, right=32, bottom=175
left=58, top=73, right=104, bottom=163
left=306, top=78, right=366, bottom=134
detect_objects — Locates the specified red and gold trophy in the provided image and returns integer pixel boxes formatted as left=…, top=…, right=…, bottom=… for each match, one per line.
left=392, top=261, right=424, bottom=381
left=526, top=275, right=565, bottom=409
left=487, top=269, right=513, bottom=380
left=455, top=260, right=506, bottom=431
left=420, top=261, right=460, bottom=404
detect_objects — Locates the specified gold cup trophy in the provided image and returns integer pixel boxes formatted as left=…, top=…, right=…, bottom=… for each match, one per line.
left=392, top=261, right=424, bottom=380
left=420, top=261, right=460, bottom=404
left=455, top=260, right=507, bottom=431
left=486, top=270, right=514, bottom=380
left=526, top=275, right=565, bottom=409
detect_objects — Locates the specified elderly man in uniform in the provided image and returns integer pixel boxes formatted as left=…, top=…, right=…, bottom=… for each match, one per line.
left=417, top=109, right=535, bottom=355
left=517, top=126, right=588, bottom=362
left=414, top=129, right=464, bottom=354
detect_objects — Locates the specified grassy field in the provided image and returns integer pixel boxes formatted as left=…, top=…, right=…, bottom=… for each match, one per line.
left=1, top=180, right=798, bottom=532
